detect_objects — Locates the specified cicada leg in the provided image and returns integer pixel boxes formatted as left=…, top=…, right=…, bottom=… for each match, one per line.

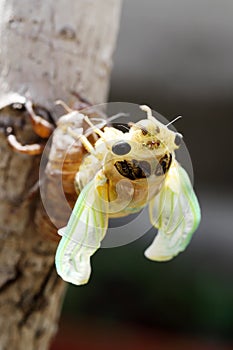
left=1, top=94, right=55, bottom=156
left=67, top=127, right=96, bottom=154
left=6, top=126, right=45, bottom=155
left=25, top=100, right=55, bottom=139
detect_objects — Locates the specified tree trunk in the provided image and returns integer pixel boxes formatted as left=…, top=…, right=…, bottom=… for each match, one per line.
left=0, top=1, right=122, bottom=349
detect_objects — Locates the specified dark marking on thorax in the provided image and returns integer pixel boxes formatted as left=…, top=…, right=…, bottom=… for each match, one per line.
left=155, top=153, right=172, bottom=176
left=114, top=159, right=151, bottom=180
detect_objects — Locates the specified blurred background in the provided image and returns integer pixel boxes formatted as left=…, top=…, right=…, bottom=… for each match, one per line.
left=52, top=0, right=233, bottom=348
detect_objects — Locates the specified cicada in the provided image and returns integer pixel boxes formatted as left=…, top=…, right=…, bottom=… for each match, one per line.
left=55, top=105, right=201, bottom=285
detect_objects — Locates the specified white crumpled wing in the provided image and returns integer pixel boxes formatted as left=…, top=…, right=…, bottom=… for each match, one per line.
left=55, top=177, right=108, bottom=285
left=145, top=160, right=201, bottom=261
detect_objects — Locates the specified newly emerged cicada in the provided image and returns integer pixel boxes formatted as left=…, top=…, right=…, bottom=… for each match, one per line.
left=55, top=105, right=201, bottom=285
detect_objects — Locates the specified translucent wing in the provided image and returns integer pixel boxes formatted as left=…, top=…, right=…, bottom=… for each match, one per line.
left=55, top=176, right=108, bottom=285
left=145, top=160, right=201, bottom=261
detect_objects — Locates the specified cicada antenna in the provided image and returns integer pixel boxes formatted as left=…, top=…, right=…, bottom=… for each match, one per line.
left=166, top=115, right=182, bottom=127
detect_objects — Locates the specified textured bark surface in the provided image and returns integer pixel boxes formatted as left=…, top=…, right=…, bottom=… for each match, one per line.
left=0, top=1, right=122, bottom=349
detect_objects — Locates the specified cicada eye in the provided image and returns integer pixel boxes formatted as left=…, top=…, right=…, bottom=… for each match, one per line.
left=174, top=133, right=183, bottom=146
left=112, top=141, right=131, bottom=156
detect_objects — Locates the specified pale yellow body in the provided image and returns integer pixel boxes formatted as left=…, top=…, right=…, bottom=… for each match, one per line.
left=75, top=107, right=179, bottom=217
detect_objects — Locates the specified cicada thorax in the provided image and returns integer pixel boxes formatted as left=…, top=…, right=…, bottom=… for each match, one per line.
left=99, top=150, right=172, bottom=218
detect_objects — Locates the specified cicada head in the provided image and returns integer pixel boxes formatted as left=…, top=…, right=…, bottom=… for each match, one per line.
left=129, top=105, right=183, bottom=155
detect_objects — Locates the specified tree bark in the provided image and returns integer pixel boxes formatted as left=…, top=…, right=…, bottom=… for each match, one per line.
left=0, top=1, right=122, bottom=349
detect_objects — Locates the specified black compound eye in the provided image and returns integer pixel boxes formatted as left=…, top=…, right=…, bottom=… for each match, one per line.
left=112, top=141, right=131, bottom=156
left=174, top=133, right=183, bottom=146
